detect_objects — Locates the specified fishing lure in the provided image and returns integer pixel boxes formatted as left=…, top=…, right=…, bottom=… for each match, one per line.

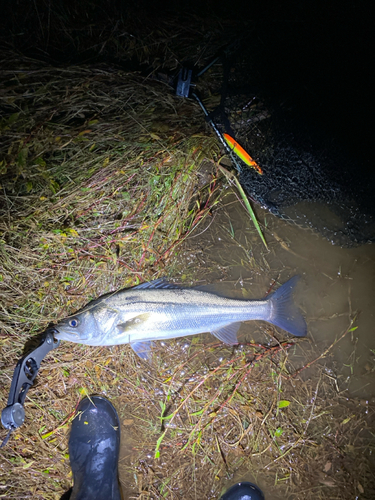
left=223, top=133, right=263, bottom=175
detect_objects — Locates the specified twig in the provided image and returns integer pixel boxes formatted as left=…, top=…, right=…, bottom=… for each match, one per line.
left=287, top=314, right=358, bottom=380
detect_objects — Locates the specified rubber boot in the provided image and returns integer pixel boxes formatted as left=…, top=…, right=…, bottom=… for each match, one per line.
left=68, top=396, right=121, bottom=500
left=220, top=481, right=265, bottom=500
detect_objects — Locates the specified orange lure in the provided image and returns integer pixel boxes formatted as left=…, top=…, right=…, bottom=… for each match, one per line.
left=223, top=133, right=263, bottom=175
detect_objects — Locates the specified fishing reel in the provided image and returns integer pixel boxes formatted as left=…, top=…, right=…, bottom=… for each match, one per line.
left=1, top=327, right=60, bottom=448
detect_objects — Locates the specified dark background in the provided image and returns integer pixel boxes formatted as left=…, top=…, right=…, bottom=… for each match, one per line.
left=1, top=0, right=374, bottom=185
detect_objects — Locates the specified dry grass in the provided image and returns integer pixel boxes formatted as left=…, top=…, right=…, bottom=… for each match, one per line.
left=0, top=52, right=221, bottom=498
left=0, top=18, right=374, bottom=500
left=0, top=52, right=220, bottom=330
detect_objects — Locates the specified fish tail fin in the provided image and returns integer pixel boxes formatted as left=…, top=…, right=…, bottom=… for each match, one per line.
left=267, top=276, right=307, bottom=337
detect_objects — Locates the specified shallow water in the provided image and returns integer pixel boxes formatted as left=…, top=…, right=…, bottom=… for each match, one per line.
left=119, top=190, right=375, bottom=498
left=191, top=193, right=375, bottom=398
left=206, top=194, right=375, bottom=498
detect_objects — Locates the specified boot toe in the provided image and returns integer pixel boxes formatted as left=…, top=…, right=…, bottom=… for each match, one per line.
left=220, top=481, right=265, bottom=500
left=69, top=396, right=121, bottom=500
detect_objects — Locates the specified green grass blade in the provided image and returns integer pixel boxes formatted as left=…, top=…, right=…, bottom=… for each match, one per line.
left=232, top=176, right=267, bottom=250
left=219, top=166, right=268, bottom=250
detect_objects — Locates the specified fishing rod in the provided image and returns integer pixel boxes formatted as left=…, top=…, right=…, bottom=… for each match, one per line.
left=175, top=38, right=262, bottom=176
left=191, top=92, right=243, bottom=173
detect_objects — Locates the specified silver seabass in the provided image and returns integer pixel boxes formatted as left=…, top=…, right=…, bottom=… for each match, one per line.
left=54, top=276, right=307, bottom=359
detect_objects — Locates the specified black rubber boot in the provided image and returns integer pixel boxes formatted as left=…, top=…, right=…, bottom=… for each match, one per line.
left=68, top=396, right=121, bottom=500
left=220, top=481, right=265, bottom=500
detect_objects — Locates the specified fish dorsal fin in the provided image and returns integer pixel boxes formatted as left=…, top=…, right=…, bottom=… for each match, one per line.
left=133, top=278, right=182, bottom=290
left=211, top=322, right=241, bottom=345
left=130, top=341, right=153, bottom=360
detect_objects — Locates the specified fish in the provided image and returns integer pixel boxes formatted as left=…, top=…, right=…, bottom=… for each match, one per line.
left=54, top=276, right=307, bottom=359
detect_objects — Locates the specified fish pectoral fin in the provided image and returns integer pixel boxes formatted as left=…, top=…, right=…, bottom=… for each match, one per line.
left=130, top=341, right=153, bottom=360
left=211, top=322, right=241, bottom=345
left=117, top=313, right=151, bottom=333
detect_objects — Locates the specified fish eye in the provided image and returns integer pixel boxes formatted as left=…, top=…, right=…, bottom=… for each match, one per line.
left=69, top=318, right=79, bottom=328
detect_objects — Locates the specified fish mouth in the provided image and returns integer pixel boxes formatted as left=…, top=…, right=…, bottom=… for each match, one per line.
left=54, top=328, right=81, bottom=341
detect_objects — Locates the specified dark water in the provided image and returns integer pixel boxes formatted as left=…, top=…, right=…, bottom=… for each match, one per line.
left=209, top=4, right=375, bottom=246
left=180, top=194, right=375, bottom=398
